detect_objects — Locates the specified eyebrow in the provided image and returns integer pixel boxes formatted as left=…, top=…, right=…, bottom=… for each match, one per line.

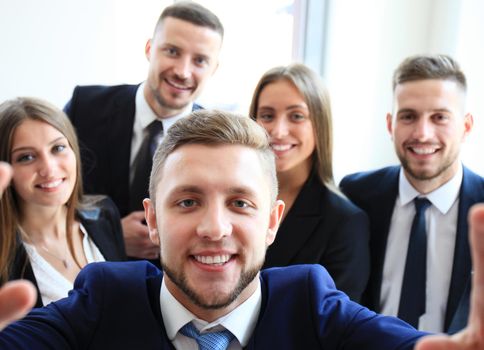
left=397, top=108, right=452, bottom=115
left=258, top=104, right=308, bottom=112
left=169, top=185, right=257, bottom=197
left=11, top=136, right=66, bottom=155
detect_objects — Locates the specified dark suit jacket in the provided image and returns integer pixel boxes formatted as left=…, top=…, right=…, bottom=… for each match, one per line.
left=0, top=262, right=426, bottom=349
left=339, top=165, right=484, bottom=333
left=64, top=84, right=202, bottom=216
left=263, top=172, right=370, bottom=302
left=9, top=197, right=126, bottom=308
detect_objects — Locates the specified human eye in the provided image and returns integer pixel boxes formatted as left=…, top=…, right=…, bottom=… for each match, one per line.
left=290, top=113, right=306, bottom=122
left=432, top=113, right=449, bottom=123
left=177, top=199, right=199, bottom=208
left=232, top=199, right=249, bottom=208
left=163, top=46, right=179, bottom=57
left=194, top=56, right=208, bottom=67
left=14, top=153, right=35, bottom=164
left=52, top=144, right=67, bottom=154
left=398, top=113, right=415, bottom=123
left=257, top=113, right=273, bottom=122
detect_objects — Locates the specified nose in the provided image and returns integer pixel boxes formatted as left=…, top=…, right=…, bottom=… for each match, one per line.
left=38, top=155, right=56, bottom=178
left=196, top=203, right=232, bottom=241
left=173, top=56, right=191, bottom=80
left=412, top=117, right=434, bottom=141
left=269, top=117, right=289, bottom=139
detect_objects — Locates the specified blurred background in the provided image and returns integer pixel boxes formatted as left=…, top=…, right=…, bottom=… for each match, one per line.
left=1, top=0, right=482, bottom=181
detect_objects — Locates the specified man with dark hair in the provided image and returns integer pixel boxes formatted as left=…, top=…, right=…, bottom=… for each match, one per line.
left=2, top=112, right=484, bottom=349
left=64, top=1, right=223, bottom=261
left=340, top=54, right=483, bottom=333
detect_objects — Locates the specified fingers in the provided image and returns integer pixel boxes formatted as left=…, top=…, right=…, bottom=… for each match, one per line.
left=122, top=212, right=159, bottom=259
left=0, top=162, right=13, bottom=199
left=414, top=335, right=460, bottom=350
left=0, top=280, right=36, bottom=331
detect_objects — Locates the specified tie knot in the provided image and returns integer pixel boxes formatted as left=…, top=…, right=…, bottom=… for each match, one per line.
left=180, top=322, right=235, bottom=350
left=147, top=120, right=163, bottom=137
left=414, top=197, right=431, bottom=213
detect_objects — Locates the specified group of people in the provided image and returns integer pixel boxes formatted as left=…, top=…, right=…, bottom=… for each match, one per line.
left=0, top=1, right=483, bottom=349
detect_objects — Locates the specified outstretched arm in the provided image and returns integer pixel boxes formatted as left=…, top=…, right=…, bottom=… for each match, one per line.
left=0, top=163, right=37, bottom=330
left=416, top=203, right=484, bottom=349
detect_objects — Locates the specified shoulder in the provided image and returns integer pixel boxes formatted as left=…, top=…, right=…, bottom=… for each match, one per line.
left=74, top=261, right=161, bottom=290
left=261, top=264, right=337, bottom=293
left=77, top=196, right=119, bottom=221
left=340, top=166, right=399, bottom=188
left=71, top=84, right=139, bottom=101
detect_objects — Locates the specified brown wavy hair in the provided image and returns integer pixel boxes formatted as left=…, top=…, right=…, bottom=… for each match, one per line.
left=0, top=97, right=83, bottom=284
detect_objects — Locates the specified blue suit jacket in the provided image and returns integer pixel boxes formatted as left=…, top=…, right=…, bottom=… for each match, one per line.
left=339, top=165, right=484, bottom=333
left=263, top=171, right=370, bottom=302
left=0, top=262, right=425, bottom=349
left=64, top=84, right=202, bottom=216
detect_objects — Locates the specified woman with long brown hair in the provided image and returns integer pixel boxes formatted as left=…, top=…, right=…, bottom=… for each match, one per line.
left=250, top=63, right=370, bottom=301
left=0, top=97, right=126, bottom=307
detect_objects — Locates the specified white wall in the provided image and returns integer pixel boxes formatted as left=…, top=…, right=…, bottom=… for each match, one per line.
left=0, top=0, right=165, bottom=108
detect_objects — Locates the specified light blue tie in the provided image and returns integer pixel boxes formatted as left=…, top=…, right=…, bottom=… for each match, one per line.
left=180, top=322, right=235, bottom=350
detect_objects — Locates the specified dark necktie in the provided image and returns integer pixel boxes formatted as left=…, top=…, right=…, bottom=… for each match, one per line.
left=129, top=120, right=163, bottom=211
left=398, top=197, right=432, bottom=328
left=180, top=322, right=235, bottom=350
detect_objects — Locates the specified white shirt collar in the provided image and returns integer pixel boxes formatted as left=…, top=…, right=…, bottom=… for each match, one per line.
left=160, top=277, right=262, bottom=347
left=135, top=82, right=194, bottom=129
left=398, top=164, right=463, bottom=214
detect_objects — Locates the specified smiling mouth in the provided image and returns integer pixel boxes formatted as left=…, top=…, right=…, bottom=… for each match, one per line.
left=36, top=179, right=63, bottom=189
left=270, top=144, right=294, bottom=152
left=164, top=78, right=193, bottom=91
left=193, top=254, right=233, bottom=266
left=407, top=145, right=440, bottom=155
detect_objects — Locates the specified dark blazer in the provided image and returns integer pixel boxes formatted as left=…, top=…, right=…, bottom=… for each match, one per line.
left=64, top=84, right=202, bottom=217
left=339, top=165, right=484, bottom=333
left=263, top=172, right=370, bottom=302
left=0, top=262, right=426, bottom=349
left=9, top=197, right=126, bottom=308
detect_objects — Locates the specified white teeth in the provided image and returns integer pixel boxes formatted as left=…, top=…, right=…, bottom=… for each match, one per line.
left=38, top=179, right=62, bottom=189
left=412, top=147, right=436, bottom=155
left=271, top=144, right=292, bottom=151
left=166, top=79, right=191, bottom=90
left=194, top=255, right=231, bottom=265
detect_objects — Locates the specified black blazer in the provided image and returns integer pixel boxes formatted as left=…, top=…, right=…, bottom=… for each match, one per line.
left=263, top=172, right=370, bottom=302
left=340, top=165, right=484, bottom=333
left=10, top=197, right=126, bottom=308
left=64, top=84, right=202, bottom=216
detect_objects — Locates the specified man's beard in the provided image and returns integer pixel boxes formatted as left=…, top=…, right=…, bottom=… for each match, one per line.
left=161, top=259, right=262, bottom=310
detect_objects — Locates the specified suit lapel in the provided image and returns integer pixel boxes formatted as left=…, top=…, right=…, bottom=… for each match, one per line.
left=108, top=85, right=138, bottom=216
left=365, top=167, right=400, bottom=311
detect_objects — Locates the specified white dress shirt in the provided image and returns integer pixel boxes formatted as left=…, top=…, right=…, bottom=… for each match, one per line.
left=380, top=165, right=462, bottom=332
left=23, top=224, right=105, bottom=306
left=160, top=278, right=262, bottom=350
left=130, top=83, right=193, bottom=182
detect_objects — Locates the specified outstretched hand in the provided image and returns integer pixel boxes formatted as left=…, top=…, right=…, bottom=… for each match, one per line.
left=415, top=203, right=484, bottom=349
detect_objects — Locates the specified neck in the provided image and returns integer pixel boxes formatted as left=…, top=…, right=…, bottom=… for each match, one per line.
left=20, top=205, right=68, bottom=243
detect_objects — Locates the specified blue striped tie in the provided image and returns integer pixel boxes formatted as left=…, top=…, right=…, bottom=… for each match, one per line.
left=180, top=322, right=235, bottom=350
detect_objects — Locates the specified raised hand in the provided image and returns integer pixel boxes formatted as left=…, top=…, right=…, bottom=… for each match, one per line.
left=415, top=203, right=484, bottom=349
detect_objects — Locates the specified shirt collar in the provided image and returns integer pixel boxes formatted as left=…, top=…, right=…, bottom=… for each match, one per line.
left=159, top=277, right=262, bottom=347
left=135, top=82, right=193, bottom=130
left=398, top=164, right=463, bottom=214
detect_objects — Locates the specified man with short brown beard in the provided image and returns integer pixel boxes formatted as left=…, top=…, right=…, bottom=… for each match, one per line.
left=340, top=54, right=483, bottom=334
